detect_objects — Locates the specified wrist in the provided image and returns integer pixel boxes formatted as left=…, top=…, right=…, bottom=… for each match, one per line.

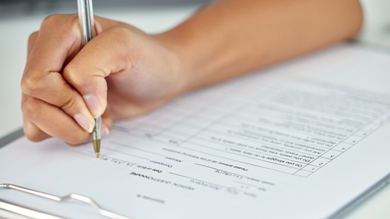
left=152, top=32, right=195, bottom=97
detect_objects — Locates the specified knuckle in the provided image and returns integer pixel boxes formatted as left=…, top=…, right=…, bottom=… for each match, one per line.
left=60, top=93, right=77, bottom=111
left=41, top=15, right=61, bottom=27
left=107, top=27, right=137, bottom=63
left=21, top=74, right=45, bottom=96
left=24, top=128, right=42, bottom=142
left=109, top=27, right=133, bottom=40
left=41, top=14, right=79, bottom=36
left=63, top=65, right=83, bottom=85
left=28, top=31, right=39, bottom=45
left=21, top=96, right=39, bottom=117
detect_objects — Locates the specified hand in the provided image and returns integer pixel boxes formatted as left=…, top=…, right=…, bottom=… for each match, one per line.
left=21, top=14, right=184, bottom=145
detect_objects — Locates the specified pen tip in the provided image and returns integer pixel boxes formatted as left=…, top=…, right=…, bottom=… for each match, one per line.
left=93, top=139, right=101, bottom=158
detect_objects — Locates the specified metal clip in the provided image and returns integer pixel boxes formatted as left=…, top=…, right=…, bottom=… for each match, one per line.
left=0, top=184, right=132, bottom=219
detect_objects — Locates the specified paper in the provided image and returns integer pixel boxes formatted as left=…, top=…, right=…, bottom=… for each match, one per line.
left=1, top=44, right=390, bottom=219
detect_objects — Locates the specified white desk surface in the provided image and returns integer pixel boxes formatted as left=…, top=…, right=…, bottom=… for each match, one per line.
left=0, top=4, right=389, bottom=219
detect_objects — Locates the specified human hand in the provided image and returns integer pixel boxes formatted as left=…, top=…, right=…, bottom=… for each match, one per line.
left=21, top=14, right=184, bottom=145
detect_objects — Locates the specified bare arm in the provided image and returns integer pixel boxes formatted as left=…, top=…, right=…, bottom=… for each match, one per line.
left=21, top=0, right=362, bottom=144
left=158, top=0, right=363, bottom=92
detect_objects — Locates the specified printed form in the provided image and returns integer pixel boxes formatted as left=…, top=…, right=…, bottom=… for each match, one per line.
left=1, top=44, right=390, bottom=219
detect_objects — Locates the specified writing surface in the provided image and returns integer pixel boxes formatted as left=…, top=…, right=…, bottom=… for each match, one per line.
left=1, top=44, right=390, bottom=219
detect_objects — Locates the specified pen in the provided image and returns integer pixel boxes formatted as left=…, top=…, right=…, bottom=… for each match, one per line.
left=77, top=0, right=101, bottom=158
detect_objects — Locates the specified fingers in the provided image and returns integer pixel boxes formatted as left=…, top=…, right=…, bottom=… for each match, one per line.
left=63, top=27, right=136, bottom=118
left=24, top=32, right=51, bottom=142
left=22, top=96, right=113, bottom=143
left=22, top=94, right=91, bottom=145
left=26, top=15, right=81, bottom=76
left=27, top=31, right=39, bottom=58
left=21, top=15, right=130, bottom=145
left=21, top=14, right=95, bottom=133
left=23, top=116, right=51, bottom=142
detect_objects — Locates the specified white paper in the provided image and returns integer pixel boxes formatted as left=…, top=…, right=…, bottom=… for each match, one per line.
left=1, top=44, right=390, bottom=219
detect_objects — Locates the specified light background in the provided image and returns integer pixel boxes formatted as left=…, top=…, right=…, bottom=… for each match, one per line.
left=0, top=1, right=389, bottom=218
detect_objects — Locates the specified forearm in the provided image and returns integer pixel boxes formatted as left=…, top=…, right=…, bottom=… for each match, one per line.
left=20, top=0, right=362, bottom=143
left=156, top=0, right=362, bottom=93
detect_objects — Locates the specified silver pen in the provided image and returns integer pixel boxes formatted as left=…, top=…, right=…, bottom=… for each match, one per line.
left=77, top=0, right=101, bottom=158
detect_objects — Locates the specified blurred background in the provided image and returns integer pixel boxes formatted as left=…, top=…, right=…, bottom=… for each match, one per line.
left=0, top=0, right=210, bottom=15
left=0, top=1, right=390, bottom=219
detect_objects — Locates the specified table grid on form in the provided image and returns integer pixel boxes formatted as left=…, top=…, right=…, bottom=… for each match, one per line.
left=110, top=74, right=390, bottom=178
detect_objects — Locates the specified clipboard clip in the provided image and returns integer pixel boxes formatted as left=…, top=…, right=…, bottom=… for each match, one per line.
left=0, top=184, right=132, bottom=219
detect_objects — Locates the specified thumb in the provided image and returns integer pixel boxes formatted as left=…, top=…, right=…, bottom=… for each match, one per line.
left=63, top=27, right=134, bottom=118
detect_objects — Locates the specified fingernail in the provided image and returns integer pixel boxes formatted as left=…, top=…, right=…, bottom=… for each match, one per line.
left=83, top=95, right=102, bottom=118
left=102, top=127, right=110, bottom=137
left=74, top=114, right=93, bottom=133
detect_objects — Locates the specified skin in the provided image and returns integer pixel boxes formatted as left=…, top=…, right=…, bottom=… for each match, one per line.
left=21, top=0, right=363, bottom=145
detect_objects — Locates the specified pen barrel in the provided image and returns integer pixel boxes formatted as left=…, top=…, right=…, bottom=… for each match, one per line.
left=93, top=117, right=102, bottom=140
left=77, top=0, right=94, bottom=47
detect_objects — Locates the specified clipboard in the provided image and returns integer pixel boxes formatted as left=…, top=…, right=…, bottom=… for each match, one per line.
left=0, top=130, right=132, bottom=219
left=1, top=123, right=390, bottom=218
left=0, top=183, right=132, bottom=219
left=2, top=43, right=390, bottom=219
